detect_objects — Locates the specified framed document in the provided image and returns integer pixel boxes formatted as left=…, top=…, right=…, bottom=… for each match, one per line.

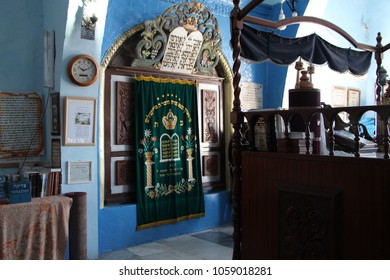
left=64, top=96, right=96, bottom=146
left=67, top=161, right=92, bottom=184
left=50, top=92, right=61, bottom=135
left=332, top=86, right=348, bottom=122
left=332, top=86, right=347, bottom=107
left=0, top=92, right=43, bottom=159
left=51, top=138, right=61, bottom=168
left=347, top=88, right=361, bottom=106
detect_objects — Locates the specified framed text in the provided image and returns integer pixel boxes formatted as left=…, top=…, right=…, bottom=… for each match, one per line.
left=50, top=92, right=61, bottom=135
left=64, top=96, right=96, bottom=146
left=68, top=160, right=92, bottom=184
left=0, top=92, right=43, bottom=159
left=332, top=86, right=347, bottom=107
left=347, top=88, right=361, bottom=107
left=51, top=138, right=61, bottom=168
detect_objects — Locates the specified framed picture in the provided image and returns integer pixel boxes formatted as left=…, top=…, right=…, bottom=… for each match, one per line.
left=332, top=86, right=347, bottom=107
left=347, top=88, right=361, bottom=106
left=64, top=96, right=96, bottom=146
left=67, top=161, right=92, bottom=184
left=51, top=138, right=61, bottom=168
left=50, top=92, right=61, bottom=135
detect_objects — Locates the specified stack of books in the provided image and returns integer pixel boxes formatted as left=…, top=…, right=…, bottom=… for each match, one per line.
left=25, top=170, right=62, bottom=197
left=20, top=166, right=62, bottom=198
left=276, top=132, right=314, bottom=154
left=0, top=166, right=62, bottom=204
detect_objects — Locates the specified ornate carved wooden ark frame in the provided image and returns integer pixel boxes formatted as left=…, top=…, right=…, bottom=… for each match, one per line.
left=100, top=2, right=234, bottom=206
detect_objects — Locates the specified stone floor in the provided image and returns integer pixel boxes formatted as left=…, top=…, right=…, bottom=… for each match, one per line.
left=97, top=224, right=233, bottom=260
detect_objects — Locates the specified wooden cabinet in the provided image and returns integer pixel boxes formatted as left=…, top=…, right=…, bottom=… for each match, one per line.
left=241, top=151, right=390, bottom=259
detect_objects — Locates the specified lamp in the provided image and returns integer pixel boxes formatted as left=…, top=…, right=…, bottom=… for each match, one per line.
left=81, top=0, right=98, bottom=40
left=82, top=0, right=98, bottom=30
left=278, top=0, right=286, bottom=30
left=279, top=0, right=286, bottom=20
left=286, top=0, right=298, bottom=17
left=278, top=0, right=298, bottom=30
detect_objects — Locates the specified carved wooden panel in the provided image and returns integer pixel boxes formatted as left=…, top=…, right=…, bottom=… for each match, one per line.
left=241, top=152, right=390, bottom=259
left=116, top=81, right=134, bottom=145
left=201, top=89, right=218, bottom=143
left=278, top=185, right=342, bottom=259
left=202, top=154, right=218, bottom=176
left=115, top=159, right=135, bottom=186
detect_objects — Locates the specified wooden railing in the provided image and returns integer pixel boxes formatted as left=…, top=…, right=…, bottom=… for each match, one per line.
left=243, top=104, right=390, bottom=159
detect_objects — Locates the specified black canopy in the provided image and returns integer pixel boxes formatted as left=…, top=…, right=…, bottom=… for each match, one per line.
left=240, top=23, right=372, bottom=75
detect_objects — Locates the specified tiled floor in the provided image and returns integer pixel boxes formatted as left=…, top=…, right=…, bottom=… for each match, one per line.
left=97, top=224, right=233, bottom=260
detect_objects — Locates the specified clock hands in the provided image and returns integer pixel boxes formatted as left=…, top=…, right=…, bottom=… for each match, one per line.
left=79, top=64, right=92, bottom=71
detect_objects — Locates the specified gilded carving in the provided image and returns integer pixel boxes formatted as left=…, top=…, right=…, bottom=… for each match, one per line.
left=131, top=2, right=222, bottom=75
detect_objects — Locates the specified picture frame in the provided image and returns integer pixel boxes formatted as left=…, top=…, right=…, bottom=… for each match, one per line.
left=347, top=88, right=361, bottom=107
left=332, top=86, right=347, bottom=107
left=51, top=138, right=61, bottom=168
left=64, top=96, right=96, bottom=146
left=50, top=92, right=61, bottom=135
left=67, top=161, right=92, bottom=184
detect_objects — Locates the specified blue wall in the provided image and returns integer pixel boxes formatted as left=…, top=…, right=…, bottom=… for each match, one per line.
left=0, top=0, right=43, bottom=93
left=99, top=191, right=232, bottom=253
left=3, top=0, right=383, bottom=259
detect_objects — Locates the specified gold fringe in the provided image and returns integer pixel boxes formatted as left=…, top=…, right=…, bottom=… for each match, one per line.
left=136, top=212, right=205, bottom=231
left=134, top=75, right=196, bottom=86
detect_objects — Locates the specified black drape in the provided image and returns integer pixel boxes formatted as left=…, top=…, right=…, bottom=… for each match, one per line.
left=239, top=24, right=372, bottom=75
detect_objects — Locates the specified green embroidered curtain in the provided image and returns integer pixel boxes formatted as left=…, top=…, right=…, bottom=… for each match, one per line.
left=134, top=76, right=205, bottom=230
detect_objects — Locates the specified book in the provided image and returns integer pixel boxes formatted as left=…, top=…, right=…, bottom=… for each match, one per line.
left=5, top=180, right=31, bottom=204
left=19, top=165, right=62, bottom=197
left=276, top=132, right=314, bottom=154
left=53, top=172, right=59, bottom=195
left=40, top=173, right=48, bottom=197
left=0, top=176, right=9, bottom=204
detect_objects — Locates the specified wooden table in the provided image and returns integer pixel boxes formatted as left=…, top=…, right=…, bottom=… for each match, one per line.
left=0, top=195, right=72, bottom=260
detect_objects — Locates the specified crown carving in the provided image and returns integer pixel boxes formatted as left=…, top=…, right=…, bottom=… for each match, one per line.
left=162, top=109, right=177, bottom=130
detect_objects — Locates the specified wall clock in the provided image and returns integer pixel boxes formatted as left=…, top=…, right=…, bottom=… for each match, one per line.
left=67, top=54, right=98, bottom=86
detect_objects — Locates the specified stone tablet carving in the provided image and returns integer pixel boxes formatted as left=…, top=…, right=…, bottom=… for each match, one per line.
left=160, top=26, right=204, bottom=74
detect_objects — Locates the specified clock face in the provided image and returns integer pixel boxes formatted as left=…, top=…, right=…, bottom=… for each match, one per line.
left=68, top=55, right=98, bottom=86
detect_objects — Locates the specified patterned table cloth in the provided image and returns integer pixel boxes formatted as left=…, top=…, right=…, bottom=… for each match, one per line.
left=0, top=195, right=73, bottom=260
